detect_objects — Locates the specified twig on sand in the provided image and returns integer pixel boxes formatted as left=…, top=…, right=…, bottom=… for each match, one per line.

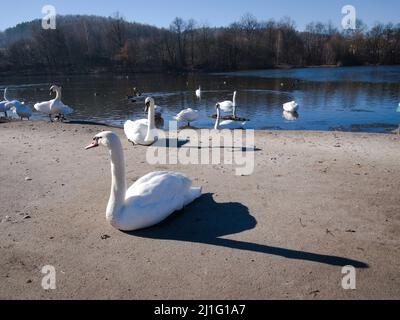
left=326, top=229, right=335, bottom=237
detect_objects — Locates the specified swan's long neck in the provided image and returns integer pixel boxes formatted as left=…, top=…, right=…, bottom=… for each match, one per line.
left=4, top=88, right=8, bottom=101
left=54, top=88, right=61, bottom=101
left=233, top=92, right=237, bottom=117
left=106, top=139, right=126, bottom=222
left=215, top=107, right=221, bottom=130
left=145, top=103, right=156, bottom=142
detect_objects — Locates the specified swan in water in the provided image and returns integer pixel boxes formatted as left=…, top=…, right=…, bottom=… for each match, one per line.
left=85, top=131, right=202, bottom=231
left=127, top=87, right=142, bottom=102
left=154, top=105, right=163, bottom=118
left=34, top=85, right=74, bottom=122
left=214, top=104, right=246, bottom=130
left=175, top=108, right=199, bottom=127
left=217, top=91, right=238, bottom=118
left=283, top=101, right=299, bottom=113
left=10, top=102, right=32, bottom=120
left=124, top=97, right=159, bottom=146
left=195, top=86, right=202, bottom=99
left=283, top=111, right=299, bottom=121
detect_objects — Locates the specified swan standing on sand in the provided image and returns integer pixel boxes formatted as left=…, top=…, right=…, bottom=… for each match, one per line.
left=214, top=104, right=246, bottom=130
left=175, top=108, right=199, bottom=127
left=34, top=85, right=74, bottom=122
left=0, top=88, right=22, bottom=117
left=85, top=131, right=202, bottom=231
left=217, top=91, right=238, bottom=119
left=124, top=97, right=159, bottom=146
left=0, top=88, right=11, bottom=117
left=196, top=86, right=202, bottom=99
left=283, top=101, right=299, bottom=113
left=10, top=102, right=32, bottom=120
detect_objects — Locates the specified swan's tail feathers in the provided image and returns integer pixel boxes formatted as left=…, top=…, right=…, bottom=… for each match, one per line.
left=184, top=187, right=202, bottom=206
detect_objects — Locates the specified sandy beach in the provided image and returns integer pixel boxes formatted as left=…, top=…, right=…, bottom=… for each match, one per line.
left=0, top=120, right=399, bottom=300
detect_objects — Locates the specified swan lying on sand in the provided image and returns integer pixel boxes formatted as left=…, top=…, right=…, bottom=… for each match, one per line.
left=85, top=131, right=202, bottom=231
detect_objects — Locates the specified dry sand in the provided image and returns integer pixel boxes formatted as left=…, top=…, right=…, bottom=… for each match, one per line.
left=0, top=120, right=399, bottom=300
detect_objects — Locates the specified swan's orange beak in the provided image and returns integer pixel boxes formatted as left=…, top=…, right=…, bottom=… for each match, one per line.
left=85, top=140, right=99, bottom=150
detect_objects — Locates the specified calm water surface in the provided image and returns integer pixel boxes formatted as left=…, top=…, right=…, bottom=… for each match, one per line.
left=1, top=65, right=399, bottom=133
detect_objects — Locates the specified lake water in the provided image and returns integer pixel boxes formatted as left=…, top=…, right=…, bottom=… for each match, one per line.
left=1, top=65, right=399, bottom=133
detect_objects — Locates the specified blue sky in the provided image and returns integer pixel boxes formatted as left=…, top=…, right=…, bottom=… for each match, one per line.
left=1, top=0, right=399, bottom=31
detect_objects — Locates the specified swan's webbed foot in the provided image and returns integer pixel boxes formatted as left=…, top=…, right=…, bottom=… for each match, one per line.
left=49, top=114, right=53, bottom=122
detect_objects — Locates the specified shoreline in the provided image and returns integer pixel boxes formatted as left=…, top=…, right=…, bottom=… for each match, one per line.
left=0, top=121, right=399, bottom=299
left=1, top=118, right=399, bottom=135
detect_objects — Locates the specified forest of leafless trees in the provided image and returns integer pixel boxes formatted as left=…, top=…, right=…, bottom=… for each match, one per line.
left=0, top=13, right=399, bottom=74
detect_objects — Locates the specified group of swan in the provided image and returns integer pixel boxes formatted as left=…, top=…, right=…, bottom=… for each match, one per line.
left=85, top=131, right=202, bottom=231
left=1, top=85, right=74, bottom=121
left=34, top=85, right=74, bottom=122
left=0, top=88, right=32, bottom=120
left=174, top=89, right=243, bottom=129
left=124, top=93, right=247, bottom=146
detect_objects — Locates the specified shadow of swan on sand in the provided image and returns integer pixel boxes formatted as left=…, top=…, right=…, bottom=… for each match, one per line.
left=127, top=194, right=369, bottom=269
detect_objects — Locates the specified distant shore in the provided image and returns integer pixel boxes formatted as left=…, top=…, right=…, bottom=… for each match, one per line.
left=0, top=121, right=399, bottom=299
left=1, top=63, right=395, bottom=78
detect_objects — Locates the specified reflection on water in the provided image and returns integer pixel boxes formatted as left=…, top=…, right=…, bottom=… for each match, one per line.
left=0, top=66, right=399, bottom=133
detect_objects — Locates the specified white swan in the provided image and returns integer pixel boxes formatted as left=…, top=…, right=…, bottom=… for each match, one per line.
left=283, top=101, right=299, bottom=113
left=0, top=88, right=21, bottom=117
left=0, top=88, right=10, bottom=117
left=85, top=131, right=202, bottom=231
left=283, top=111, right=299, bottom=121
left=196, top=86, right=202, bottom=99
left=217, top=91, right=237, bottom=118
left=10, top=102, right=32, bottom=120
left=34, top=85, right=74, bottom=122
left=215, top=104, right=246, bottom=130
left=175, top=108, right=199, bottom=127
left=124, top=97, right=159, bottom=146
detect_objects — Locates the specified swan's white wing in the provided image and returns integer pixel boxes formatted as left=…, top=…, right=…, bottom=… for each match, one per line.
left=176, top=109, right=199, bottom=122
left=121, top=172, right=201, bottom=230
left=34, top=101, right=52, bottom=113
left=124, top=119, right=148, bottom=144
left=0, top=101, right=7, bottom=112
left=219, top=120, right=244, bottom=129
left=51, top=100, right=74, bottom=115
left=219, top=101, right=234, bottom=112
